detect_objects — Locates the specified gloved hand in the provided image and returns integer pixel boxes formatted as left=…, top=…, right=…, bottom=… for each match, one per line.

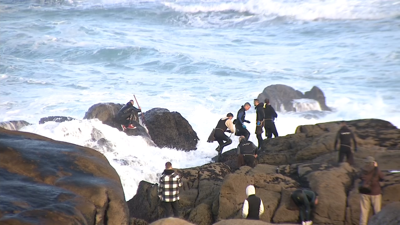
left=256, top=121, right=261, bottom=126
left=245, top=120, right=250, bottom=123
left=242, top=124, right=246, bottom=129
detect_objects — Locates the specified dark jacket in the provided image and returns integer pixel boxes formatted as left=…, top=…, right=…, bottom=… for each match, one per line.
left=117, top=101, right=141, bottom=119
left=246, top=195, right=261, bottom=220
left=236, top=106, right=249, bottom=126
left=360, top=166, right=384, bottom=195
left=263, top=104, right=277, bottom=120
left=255, top=104, right=264, bottom=122
left=158, top=169, right=182, bottom=202
left=238, top=140, right=258, bottom=155
left=334, top=125, right=357, bottom=149
left=216, top=118, right=229, bottom=132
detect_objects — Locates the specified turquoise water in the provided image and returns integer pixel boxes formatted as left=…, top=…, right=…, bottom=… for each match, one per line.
left=1, top=0, right=400, bottom=198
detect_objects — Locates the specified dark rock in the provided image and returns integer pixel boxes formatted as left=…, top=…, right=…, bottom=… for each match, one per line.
left=39, top=116, right=76, bottom=124
left=144, top=108, right=199, bottom=151
left=0, top=120, right=30, bottom=130
left=368, top=202, right=400, bottom=225
left=213, top=219, right=294, bottom=225
left=130, top=218, right=149, bottom=225
left=83, top=103, right=151, bottom=139
left=0, top=128, right=129, bottom=225
left=257, top=84, right=330, bottom=112
left=149, top=218, right=194, bottom=225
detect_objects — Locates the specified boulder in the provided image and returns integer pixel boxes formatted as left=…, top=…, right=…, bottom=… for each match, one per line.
left=149, top=218, right=194, bottom=225
left=0, top=120, right=30, bottom=130
left=130, top=218, right=149, bottom=225
left=0, top=128, right=129, bottom=225
left=213, top=219, right=295, bottom=225
left=83, top=103, right=150, bottom=138
left=39, top=116, right=76, bottom=124
left=143, top=108, right=199, bottom=151
left=257, top=84, right=330, bottom=112
left=368, top=202, right=400, bottom=225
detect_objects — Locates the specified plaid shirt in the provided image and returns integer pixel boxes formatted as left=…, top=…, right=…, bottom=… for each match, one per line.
left=158, top=169, right=182, bottom=202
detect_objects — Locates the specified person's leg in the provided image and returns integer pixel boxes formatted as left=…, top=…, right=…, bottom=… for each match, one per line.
left=237, top=154, right=244, bottom=167
left=359, top=194, right=371, bottom=225
left=271, top=122, right=278, bottom=137
left=291, top=190, right=304, bottom=223
left=371, top=194, right=382, bottom=215
left=256, top=134, right=263, bottom=149
left=220, top=135, right=232, bottom=151
left=244, top=155, right=255, bottom=167
left=244, top=128, right=250, bottom=140
left=346, top=148, right=355, bottom=165
left=162, top=201, right=173, bottom=218
left=171, top=201, right=180, bottom=218
left=265, top=122, right=273, bottom=139
left=338, top=148, right=345, bottom=163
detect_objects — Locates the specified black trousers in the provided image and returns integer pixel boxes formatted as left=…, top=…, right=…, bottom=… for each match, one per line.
left=338, top=146, right=354, bottom=165
left=243, top=155, right=256, bottom=167
left=236, top=125, right=250, bottom=140
left=291, top=190, right=311, bottom=222
left=264, top=121, right=278, bottom=138
left=161, top=201, right=180, bottom=218
left=118, top=113, right=137, bottom=126
left=214, top=130, right=232, bottom=152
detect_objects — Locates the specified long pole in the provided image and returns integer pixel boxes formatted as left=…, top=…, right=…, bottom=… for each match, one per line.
left=133, top=95, right=146, bottom=126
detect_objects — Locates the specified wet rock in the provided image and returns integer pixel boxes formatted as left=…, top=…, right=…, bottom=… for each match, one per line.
left=0, top=128, right=129, bottom=225
left=144, top=108, right=199, bottom=151
left=0, top=120, right=30, bottom=130
left=39, top=116, right=75, bottom=124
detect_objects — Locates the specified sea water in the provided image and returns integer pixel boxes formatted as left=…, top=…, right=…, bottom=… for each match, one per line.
left=1, top=0, right=400, bottom=199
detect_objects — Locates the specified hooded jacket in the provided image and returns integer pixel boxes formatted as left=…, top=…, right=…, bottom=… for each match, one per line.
left=360, top=165, right=384, bottom=195
left=242, top=185, right=264, bottom=219
left=117, top=101, right=141, bottom=119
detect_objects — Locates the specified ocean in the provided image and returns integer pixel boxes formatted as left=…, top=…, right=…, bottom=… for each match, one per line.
left=1, top=0, right=400, bottom=200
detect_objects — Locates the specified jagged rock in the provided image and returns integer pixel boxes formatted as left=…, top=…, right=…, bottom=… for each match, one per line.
left=83, top=102, right=150, bottom=139
left=0, top=128, right=129, bottom=225
left=39, top=116, right=75, bottom=124
left=368, top=202, right=400, bottom=225
left=130, top=218, right=149, bottom=225
left=257, top=84, right=330, bottom=112
left=149, top=218, right=194, bottom=225
left=0, top=120, right=30, bottom=130
left=127, top=163, right=231, bottom=224
left=144, top=108, right=199, bottom=151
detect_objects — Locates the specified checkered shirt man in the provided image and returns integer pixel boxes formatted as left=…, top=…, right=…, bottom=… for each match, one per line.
left=158, top=170, right=182, bottom=202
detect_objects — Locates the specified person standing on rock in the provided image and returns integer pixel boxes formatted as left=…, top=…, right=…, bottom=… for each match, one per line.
left=359, top=156, right=384, bottom=225
left=235, top=102, right=251, bottom=140
left=263, top=98, right=278, bottom=139
left=213, top=113, right=235, bottom=160
left=116, top=100, right=141, bottom=131
left=291, top=189, right=319, bottom=225
left=242, top=185, right=264, bottom=220
left=254, top=99, right=265, bottom=149
left=334, top=121, right=357, bottom=165
left=158, top=162, right=182, bottom=218
left=237, top=136, right=258, bottom=167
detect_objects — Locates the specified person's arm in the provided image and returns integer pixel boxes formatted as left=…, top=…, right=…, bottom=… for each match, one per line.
left=350, top=131, right=357, bottom=151
left=238, top=110, right=245, bottom=124
left=132, top=106, right=141, bottom=113
left=375, top=163, right=384, bottom=181
left=178, top=175, right=183, bottom=188
left=242, top=200, right=249, bottom=218
left=226, top=119, right=235, bottom=133
left=259, top=199, right=265, bottom=216
left=272, top=107, right=277, bottom=118
left=334, top=131, right=340, bottom=151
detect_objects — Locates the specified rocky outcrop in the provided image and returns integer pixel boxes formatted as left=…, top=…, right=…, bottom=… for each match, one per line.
left=128, top=163, right=231, bottom=225
left=368, top=202, right=400, bottom=225
left=39, top=116, right=76, bottom=124
left=0, top=120, right=30, bottom=130
left=83, top=102, right=150, bottom=138
left=213, top=220, right=295, bottom=225
left=144, top=108, right=199, bottom=151
left=257, top=84, right=330, bottom=112
left=0, top=128, right=129, bottom=225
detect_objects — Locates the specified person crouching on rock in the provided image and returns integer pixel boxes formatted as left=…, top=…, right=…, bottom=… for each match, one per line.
left=242, top=185, right=264, bottom=220
left=235, top=102, right=251, bottom=140
left=158, top=162, right=182, bottom=218
left=214, top=113, right=235, bottom=160
left=237, top=136, right=258, bottom=168
left=116, top=100, right=141, bottom=131
left=291, top=189, right=318, bottom=225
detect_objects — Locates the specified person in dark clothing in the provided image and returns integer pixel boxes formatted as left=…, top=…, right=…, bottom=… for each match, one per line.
left=359, top=156, right=384, bottom=225
left=254, top=99, right=265, bottom=149
left=237, top=136, right=258, bottom=167
left=291, top=189, right=319, bottom=225
left=116, top=100, right=142, bottom=131
left=263, top=99, right=278, bottom=138
left=158, top=162, right=182, bottom=218
left=242, top=185, right=264, bottom=220
left=235, top=102, right=251, bottom=140
left=214, top=113, right=235, bottom=161
left=334, top=121, right=357, bottom=165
